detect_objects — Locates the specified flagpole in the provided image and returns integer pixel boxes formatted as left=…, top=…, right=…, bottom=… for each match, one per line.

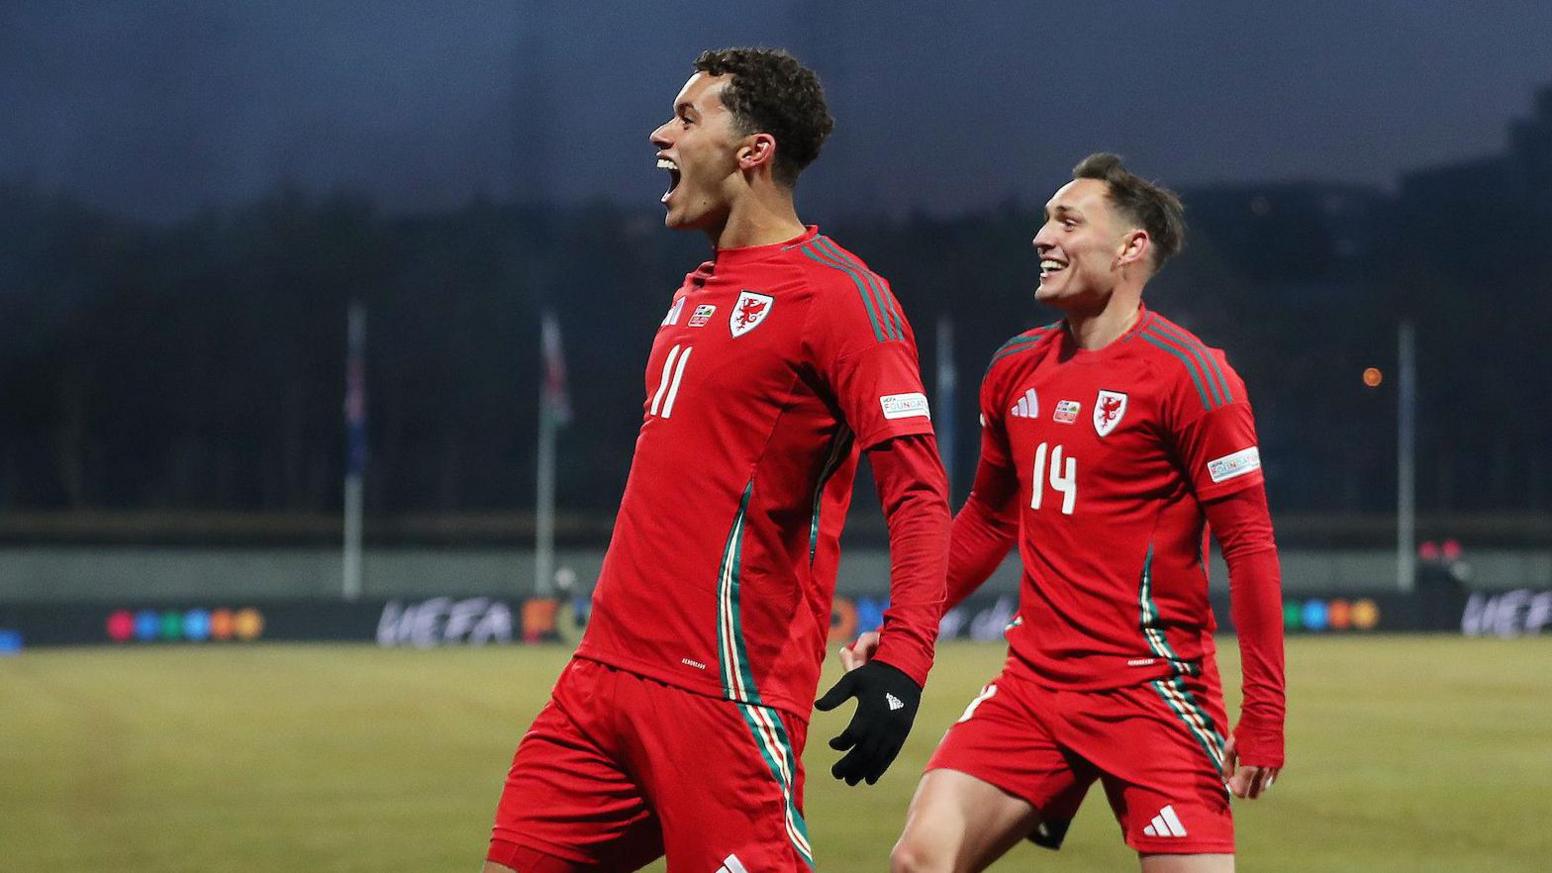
left=1397, top=320, right=1416, bottom=593
left=535, top=393, right=557, bottom=599
left=535, top=311, right=569, bottom=599
left=343, top=302, right=366, bottom=601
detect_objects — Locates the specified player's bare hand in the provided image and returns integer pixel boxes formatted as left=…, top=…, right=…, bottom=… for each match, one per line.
left=839, top=631, right=880, bottom=671
left=1221, top=735, right=1279, bottom=799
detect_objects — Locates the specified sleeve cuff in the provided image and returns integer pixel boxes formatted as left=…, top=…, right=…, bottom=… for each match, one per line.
left=870, top=639, right=932, bottom=688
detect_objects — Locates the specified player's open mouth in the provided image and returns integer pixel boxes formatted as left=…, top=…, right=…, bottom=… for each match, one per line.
left=1039, top=258, right=1067, bottom=278
left=657, top=158, right=681, bottom=203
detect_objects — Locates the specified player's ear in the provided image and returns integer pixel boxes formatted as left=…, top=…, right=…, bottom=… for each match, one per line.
left=1116, top=229, right=1150, bottom=270
left=739, top=133, right=777, bottom=174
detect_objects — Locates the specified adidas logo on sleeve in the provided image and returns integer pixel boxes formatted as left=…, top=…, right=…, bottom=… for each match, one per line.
left=1142, top=804, right=1189, bottom=838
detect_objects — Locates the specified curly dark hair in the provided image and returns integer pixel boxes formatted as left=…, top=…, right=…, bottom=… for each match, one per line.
left=693, top=47, right=834, bottom=188
left=1072, top=153, right=1186, bottom=273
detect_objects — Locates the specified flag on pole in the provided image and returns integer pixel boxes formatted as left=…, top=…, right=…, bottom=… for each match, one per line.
left=345, top=303, right=368, bottom=475
left=342, top=301, right=367, bottom=601
left=541, top=310, right=571, bottom=426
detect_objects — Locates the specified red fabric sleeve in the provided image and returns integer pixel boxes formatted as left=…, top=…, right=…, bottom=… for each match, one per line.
left=1203, top=485, right=1286, bottom=768
left=944, top=440, right=1020, bottom=613
left=940, top=357, right=1023, bottom=613
left=864, top=432, right=951, bottom=688
left=1169, top=352, right=1265, bottom=502
left=803, top=269, right=936, bottom=451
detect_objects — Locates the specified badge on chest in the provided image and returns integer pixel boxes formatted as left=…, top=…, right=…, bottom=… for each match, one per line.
left=1093, top=390, right=1128, bottom=437
left=730, top=291, right=774, bottom=337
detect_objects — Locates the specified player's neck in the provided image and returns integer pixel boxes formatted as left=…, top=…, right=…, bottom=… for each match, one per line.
left=708, top=187, right=806, bottom=251
left=1065, top=294, right=1143, bottom=350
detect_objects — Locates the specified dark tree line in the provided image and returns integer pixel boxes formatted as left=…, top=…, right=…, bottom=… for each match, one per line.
left=2, top=159, right=1550, bottom=520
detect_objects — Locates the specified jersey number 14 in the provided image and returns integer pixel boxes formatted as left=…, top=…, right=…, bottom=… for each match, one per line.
left=1031, top=442, right=1077, bottom=515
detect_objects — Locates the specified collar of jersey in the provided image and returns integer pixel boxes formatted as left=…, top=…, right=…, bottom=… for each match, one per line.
left=1056, top=305, right=1155, bottom=364
left=711, top=225, right=820, bottom=269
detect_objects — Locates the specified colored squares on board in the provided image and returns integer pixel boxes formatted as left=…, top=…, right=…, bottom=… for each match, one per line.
left=105, top=607, right=265, bottom=643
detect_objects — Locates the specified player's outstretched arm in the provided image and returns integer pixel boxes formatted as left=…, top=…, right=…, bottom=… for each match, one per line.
left=1203, top=485, right=1285, bottom=799
left=815, top=433, right=948, bottom=786
left=859, top=432, right=951, bottom=684
left=835, top=437, right=1021, bottom=672
left=943, top=442, right=1020, bottom=613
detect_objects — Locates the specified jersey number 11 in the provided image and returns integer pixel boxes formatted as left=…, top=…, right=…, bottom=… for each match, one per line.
left=650, top=344, right=693, bottom=419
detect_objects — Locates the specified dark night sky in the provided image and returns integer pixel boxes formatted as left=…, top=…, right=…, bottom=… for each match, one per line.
left=3, top=0, right=1550, bottom=221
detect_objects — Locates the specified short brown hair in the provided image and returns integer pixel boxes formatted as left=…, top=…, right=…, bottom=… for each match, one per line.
left=693, top=48, right=834, bottom=187
left=1072, top=153, right=1186, bottom=272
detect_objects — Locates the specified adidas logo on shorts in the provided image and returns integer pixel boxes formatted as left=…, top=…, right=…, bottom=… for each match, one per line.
left=1142, top=804, right=1189, bottom=838
left=715, top=853, right=750, bottom=873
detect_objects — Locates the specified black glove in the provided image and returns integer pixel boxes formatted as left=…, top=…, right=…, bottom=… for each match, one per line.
left=813, top=660, right=921, bottom=785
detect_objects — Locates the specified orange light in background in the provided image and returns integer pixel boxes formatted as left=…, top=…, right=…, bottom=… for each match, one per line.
left=1351, top=599, right=1380, bottom=630
left=233, top=608, right=264, bottom=641
left=1328, top=599, right=1352, bottom=630
left=1363, top=367, right=1383, bottom=388
left=829, top=598, right=858, bottom=643
left=210, top=609, right=234, bottom=640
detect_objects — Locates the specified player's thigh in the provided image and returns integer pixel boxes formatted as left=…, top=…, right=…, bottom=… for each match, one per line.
left=898, top=677, right=1094, bottom=870
left=487, top=662, right=663, bottom=871
left=1139, top=852, right=1234, bottom=873
left=484, top=822, right=662, bottom=873
left=893, top=768, right=1041, bottom=873
left=620, top=679, right=813, bottom=872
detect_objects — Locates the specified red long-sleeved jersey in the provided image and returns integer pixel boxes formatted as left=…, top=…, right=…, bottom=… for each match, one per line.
left=948, top=307, right=1285, bottom=766
left=577, top=226, right=948, bottom=719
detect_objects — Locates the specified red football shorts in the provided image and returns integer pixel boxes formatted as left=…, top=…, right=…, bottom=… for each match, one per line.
left=926, top=656, right=1234, bottom=855
left=487, top=657, right=814, bottom=872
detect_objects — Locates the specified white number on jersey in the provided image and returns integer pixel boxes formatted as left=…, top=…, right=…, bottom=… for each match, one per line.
left=1031, top=441, right=1077, bottom=515
left=649, top=343, right=692, bottom=418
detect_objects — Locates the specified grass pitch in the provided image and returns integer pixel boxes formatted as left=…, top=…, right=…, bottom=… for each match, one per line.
left=2, top=636, right=1549, bottom=872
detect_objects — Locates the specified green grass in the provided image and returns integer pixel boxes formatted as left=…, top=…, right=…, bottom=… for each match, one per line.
left=2, top=637, right=1550, bottom=871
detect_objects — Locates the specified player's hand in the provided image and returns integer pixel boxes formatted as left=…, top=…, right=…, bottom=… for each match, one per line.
left=1220, top=735, right=1279, bottom=799
left=813, top=660, right=921, bottom=786
left=839, top=631, right=881, bottom=671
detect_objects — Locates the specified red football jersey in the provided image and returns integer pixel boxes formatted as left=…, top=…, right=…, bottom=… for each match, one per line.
left=979, top=307, right=1265, bottom=690
left=576, top=227, right=937, bottom=718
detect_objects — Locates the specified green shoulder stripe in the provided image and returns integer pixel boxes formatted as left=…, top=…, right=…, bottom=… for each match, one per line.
left=1140, top=327, right=1218, bottom=411
left=987, top=321, right=1060, bottom=370
left=1146, top=319, right=1233, bottom=406
left=812, top=236, right=904, bottom=341
left=798, top=242, right=888, bottom=342
left=799, top=238, right=901, bottom=342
